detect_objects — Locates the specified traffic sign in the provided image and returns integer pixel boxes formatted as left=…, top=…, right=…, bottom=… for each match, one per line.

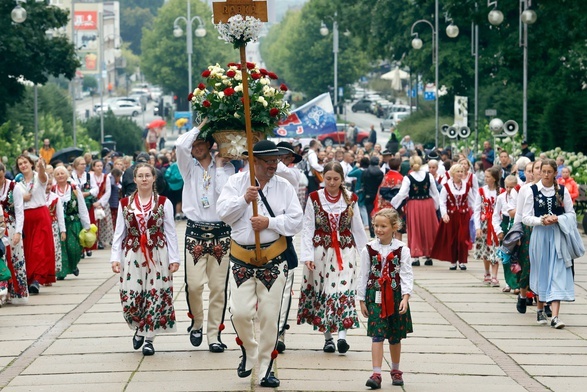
left=485, top=109, right=497, bottom=116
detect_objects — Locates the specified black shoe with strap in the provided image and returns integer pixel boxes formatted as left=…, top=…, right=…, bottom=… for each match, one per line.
left=237, top=356, right=252, bottom=378
left=260, top=372, right=280, bottom=388
left=323, top=338, right=336, bottom=353
left=133, top=328, right=144, bottom=350
left=209, top=343, right=226, bottom=353
left=190, top=328, right=203, bottom=347
left=142, top=341, right=155, bottom=356
left=337, top=339, right=350, bottom=354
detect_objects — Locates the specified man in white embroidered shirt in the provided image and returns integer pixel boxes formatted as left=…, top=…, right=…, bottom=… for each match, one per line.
left=217, top=140, right=303, bottom=388
left=176, top=127, right=235, bottom=353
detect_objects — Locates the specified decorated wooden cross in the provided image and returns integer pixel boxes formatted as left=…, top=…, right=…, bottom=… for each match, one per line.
left=213, top=0, right=268, bottom=261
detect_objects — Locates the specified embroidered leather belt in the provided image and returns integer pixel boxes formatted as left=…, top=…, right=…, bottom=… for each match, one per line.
left=230, top=236, right=287, bottom=267
left=186, top=220, right=231, bottom=240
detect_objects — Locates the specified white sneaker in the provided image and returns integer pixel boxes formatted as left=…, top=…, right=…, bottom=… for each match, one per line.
left=0, top=288, right=8, bottom=307
left=551, top=316, right=565, bottom=329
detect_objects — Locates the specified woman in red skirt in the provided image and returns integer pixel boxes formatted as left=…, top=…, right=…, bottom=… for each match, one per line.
left=391, top=156, right=440, bottom=266
left=431, top=163, right=476, bottom=270
left=15, top=155, right=55, bottom=294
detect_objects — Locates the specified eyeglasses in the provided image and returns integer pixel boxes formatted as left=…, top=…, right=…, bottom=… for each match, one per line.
left=257, top=157, right=280, bottom=165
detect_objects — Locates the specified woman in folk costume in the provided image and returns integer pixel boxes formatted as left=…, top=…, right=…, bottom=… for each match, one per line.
left=71, top=157, right=98, bottom=256
left=91, top=160, right=113, bottom=249
left=0, top=163, right=28, bottom=303
left=521, top=159, right=577, bottom=329
left=45, top=175, right=66, bottom=279
left=111, top=163, right=180, bottom=356
left=390, top=155, right=440, bottom=267
left=53, top=166, right=91, bottom=280
left=297, top=161, right=368, bottom=354
left=15, top=155, right=55, bottom=294
left=474, top=166, right=504, bottom=287
left=430, top=163, right=477, bottom=270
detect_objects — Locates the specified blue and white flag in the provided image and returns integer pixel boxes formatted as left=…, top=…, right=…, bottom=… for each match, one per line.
left=274, top=93, right=337, bottom=138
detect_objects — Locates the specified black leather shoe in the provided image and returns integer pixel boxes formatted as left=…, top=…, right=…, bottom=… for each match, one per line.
left=323, top=338, right=335, bottom=353
left=516, top=296, right=527, bottom=314
left=424, top=258, right=433, bottom=266
left=260, top=372, right=280, bottom=388
left=411, top=259, right=420, bottom=267
left=190, top=328, right=203, bottom=347
left=337, top=339, right=350, bottom=354
left=209, top=343, right=225, bottom=353
left=73, top=268, right=80, bottom=277
left=97, top=243, right=104, bottom=250
left=142, top=341, right=155, bottom=356
left=526, top=297, right=534, bottom=306
left=237, top=357, right=252, bottom=378
left=28, top=281, right=40, bottom=295
left=86, top=251, right=92, bottom=257
left=133, top=329, right=144, bottom=350
left=276, top=340, right=286, bottom=353
left=449, top=264, right=457, bottom=270
left=459, top=263, right=467, bottom=270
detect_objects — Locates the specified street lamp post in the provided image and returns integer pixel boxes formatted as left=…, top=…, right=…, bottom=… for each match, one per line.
left=320, top=13, right=339, bottom=110
left=488, top=0, right=536, bottom=142
left=173, top=1, right=206, bottom=95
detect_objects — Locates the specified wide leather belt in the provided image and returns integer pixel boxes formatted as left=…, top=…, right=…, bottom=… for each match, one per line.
left=186, top=220, right=231, bottom=240
left=230, top=236, right=287, bottom=267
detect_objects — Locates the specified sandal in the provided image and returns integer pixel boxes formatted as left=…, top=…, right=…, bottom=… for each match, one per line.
left=502, top=285, right=511, bottom=293
left=513, top=289, right=520, bottom=295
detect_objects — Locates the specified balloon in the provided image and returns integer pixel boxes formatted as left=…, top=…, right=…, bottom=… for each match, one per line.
left=89, top=224, right=98, bottom=234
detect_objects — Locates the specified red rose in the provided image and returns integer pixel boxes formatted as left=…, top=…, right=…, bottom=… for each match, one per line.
left=159, top=316, right=167, bottom=326
left=201, top=70, right=211, bottom=77
left=227, top=62, right=238, bottom=67
left=312, top=316, right=322, bottom=326
left=246, top=62, right=256, bottom=70
left=224, top=87, right=235, bottom=96
left=342, top=317, right=354, bottom=329
left=240, top=97, right=245, bottom=104
left=269, top=108, right=279, bottom=117
left=198, top=83, right=206, bottom=90
left=187, top=92, right=193, bottom=101
left=280, top=83, right=288, bottom=91
left=251, top=73, right=261, bottom=80
left=267, top=72, right=278, bottom=80
left=226, top=70, right=236, bottom=78
left=202, top=100, right=211, bottom=108
left=259, top=68, right=268, bottom=75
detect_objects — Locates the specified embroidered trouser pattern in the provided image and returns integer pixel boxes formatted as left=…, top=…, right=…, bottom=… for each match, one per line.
left=229, top=259, right=288, bottom=382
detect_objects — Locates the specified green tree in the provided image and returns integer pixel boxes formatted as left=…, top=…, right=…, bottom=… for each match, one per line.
left=0, top=1, right=79, bottom=121
left=140, top=0, right=234, bottom=97
left=82, top=114, right=143, bottom=155
left=121, top=6, right=156, bottom=55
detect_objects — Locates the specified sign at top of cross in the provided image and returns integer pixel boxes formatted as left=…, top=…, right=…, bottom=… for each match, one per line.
left=213, top=0, right=268, bottom=24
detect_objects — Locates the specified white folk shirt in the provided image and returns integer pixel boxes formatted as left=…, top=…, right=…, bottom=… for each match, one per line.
left=391, top=170, right=440, bottom=210
left=110, top=197, right=180, bottom=264
left=521, top=181, right=575, bottom=227
left=276, top=162, right=301, bottom=189
left=217, top=171, right=303, bottom=246
left=92, top=172, right=111, bottom=208
left=0, top=179, right=24, bottom=234
left=438, top=179, right=477, bottom=217
left=300, top=189, right=368, bottom=262
left=357, top=238, right=413, bottom=301
left=176, top=127, right=234, bottom=222
left=71, top=170, right=99, bottom=199
left=54, top=183, right=91, bottom=230
left=19, top=173, right=48, bottom=210
left=307, top=149, right=323, bottom=175
left=513, top=184, right=532, bottom=225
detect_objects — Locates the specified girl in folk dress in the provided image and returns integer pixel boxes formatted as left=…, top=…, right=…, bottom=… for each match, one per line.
left=522, top=160, right=576, bottom=329
left=358, top=208, right=413, bottom=389
left=0, top=163, right=28, bottom=303
left=53, top=166, right=91, bottom=279
left=391, top=156, right=440, bottom=267
left=16, top=155, right=55, bottom=294
left=111, top=163, right=180, bottom=356
left=474, top=166, right=503, bottom=287
left=430, top=163, right=477, bottom=270
left=91, top=160, right=113, bottom=248
left=71, top=157, right=98, bottom=256
left=45, top=176, right=66, bottom=278
left=297, top=161, right=368, bottom=354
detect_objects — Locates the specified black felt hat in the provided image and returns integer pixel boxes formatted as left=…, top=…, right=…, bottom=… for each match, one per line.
left=276, top=142, right=303, bottom=163
left=242, top=140, right=289, bottom=157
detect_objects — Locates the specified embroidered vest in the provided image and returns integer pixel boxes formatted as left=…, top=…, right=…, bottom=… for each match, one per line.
left=531, top=184, right=565, bottom=217
left=444, top=182, right=471, bottom=215
left=48, top=197, right=59, bottom=223
left=1, top=181, right=16, bottom=223
left=407, top=174, right=431, bottom=200
left=366, top=244, right=402, bottom=291
left=310, top=191, right=357, bottom=250
left=120, top=195, right=167, bottom=255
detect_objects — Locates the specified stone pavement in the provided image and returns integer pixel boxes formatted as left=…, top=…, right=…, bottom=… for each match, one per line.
left=1, top=221, right=586, bottom=392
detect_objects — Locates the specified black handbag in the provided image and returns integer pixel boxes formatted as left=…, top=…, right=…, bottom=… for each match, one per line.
left=258, top=189, right=299, bottom=269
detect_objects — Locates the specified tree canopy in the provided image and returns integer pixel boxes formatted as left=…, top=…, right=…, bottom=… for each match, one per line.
left=0, top=1, right=79, bottom=121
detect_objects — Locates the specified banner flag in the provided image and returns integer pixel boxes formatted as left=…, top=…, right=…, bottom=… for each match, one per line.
left=274, top=93, right=337, bottom=138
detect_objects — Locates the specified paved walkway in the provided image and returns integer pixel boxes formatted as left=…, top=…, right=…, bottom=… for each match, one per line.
left=1, top=222, right=586, bottom=391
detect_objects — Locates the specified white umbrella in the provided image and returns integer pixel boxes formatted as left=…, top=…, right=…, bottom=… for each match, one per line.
left=381, top=67, right=409, bottom=91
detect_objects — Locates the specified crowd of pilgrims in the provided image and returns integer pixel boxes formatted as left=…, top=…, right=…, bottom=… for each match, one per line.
left=0, top=136, right=581, bottom=389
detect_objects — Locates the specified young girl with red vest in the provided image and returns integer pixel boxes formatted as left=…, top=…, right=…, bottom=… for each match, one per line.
left=358, top=208, right=413, bottom=389
left=474, top=166, right=504, bottom=287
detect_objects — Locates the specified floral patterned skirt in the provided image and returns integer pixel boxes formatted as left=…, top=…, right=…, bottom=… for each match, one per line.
left=98, top=208, right=114, bottom=246
left=119, top=247, right=176, bottom=339
left=297, top=246, right=359, bottom=333
left=474, top=219, right=498, bottom=264
left=4, top=222, right=28, bottom=301
left=51, top=221, right=62, bottom=273
left=365, top=286, right=413, bottom=342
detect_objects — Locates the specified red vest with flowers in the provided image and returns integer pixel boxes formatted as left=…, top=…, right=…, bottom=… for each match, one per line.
left=310, top=191, right=357, bottom=250
left=120, top=195, right=167, bottom=257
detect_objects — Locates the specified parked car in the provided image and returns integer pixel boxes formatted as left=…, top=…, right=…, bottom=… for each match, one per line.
left=94, top=97, right=141, bottom=113
left=351, top=98, right=375, bottom=113
left=380, top=112, right=410, bottom=132
left=96, top=101, right=142, bottom=117
left=317, top=123, right=369, bottom=146
left=150, top=87, right=163, bottom=102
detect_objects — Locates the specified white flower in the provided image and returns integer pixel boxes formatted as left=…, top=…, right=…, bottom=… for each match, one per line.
left=257, top=96, right=268, bottom=107
left=216, top=15, right=263, bottom=47
left=260, top=78, right=269, bottom=86
left=234, top=84, right=243, bottom=92
left=234, top=112, right=241, bottom=119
